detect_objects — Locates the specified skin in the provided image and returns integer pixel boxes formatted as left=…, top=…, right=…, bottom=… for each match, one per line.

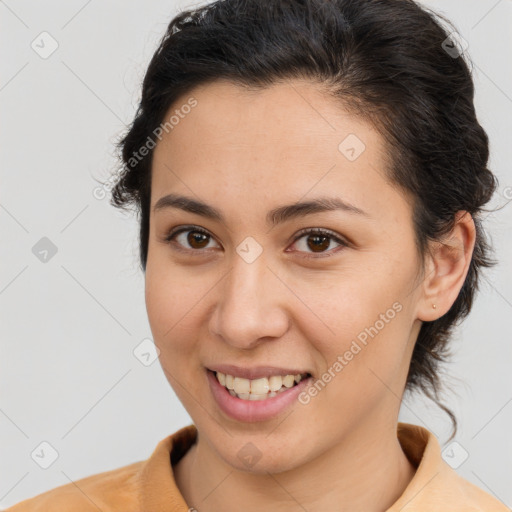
left=145, top=78, right=476, bottom=512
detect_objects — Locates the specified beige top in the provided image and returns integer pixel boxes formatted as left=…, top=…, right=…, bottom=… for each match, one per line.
left=5, top=422, right=509, bottom=511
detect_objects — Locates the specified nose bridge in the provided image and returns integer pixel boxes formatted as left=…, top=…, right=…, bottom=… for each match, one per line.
left=210, top=246, right=289, bottom=348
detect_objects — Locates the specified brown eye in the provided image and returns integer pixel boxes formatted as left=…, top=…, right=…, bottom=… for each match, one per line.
left=305, top=233, right=330, bottom=252
left=165, top=226, right=220, bottom=253
left=187, top=230, right=210, bottom=249
left=290, top=228, right=348, bottom=257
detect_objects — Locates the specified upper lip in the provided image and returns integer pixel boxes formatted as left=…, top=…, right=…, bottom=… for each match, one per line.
left=207, top=364, right=312, bottom=380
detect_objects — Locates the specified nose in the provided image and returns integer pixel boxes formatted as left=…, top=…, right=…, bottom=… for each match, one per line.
left=209, top=250, right=290, bottom=350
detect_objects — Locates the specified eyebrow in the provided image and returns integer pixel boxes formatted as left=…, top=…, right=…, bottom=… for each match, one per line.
left=153, top=193, right=370, bottom=226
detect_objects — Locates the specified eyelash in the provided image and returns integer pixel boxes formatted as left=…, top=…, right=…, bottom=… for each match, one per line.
left=163, top=225, right=348, bottom=258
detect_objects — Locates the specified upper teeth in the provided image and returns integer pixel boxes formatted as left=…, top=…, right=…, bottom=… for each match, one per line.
left=215, top=372, right=308, bottom=394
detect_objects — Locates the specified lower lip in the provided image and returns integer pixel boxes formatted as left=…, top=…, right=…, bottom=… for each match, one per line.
left=207, top=369, right=313, bottom=423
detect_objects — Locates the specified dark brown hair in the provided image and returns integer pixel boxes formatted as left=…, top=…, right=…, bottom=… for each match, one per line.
left=109, top=0, right=498, bottom=440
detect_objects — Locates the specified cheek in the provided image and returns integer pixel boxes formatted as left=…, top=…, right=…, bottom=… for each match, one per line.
left=145, top=256, right=191, bottom=349
left=145, top=268, right=202, bottom=403
left=298, top=256, right=415, bottom=386
left=144, top=254, right=214, bottom=362
left=145, top=264, right=173, bottom=339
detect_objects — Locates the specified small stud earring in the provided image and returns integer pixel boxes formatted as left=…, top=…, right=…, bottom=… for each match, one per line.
left=432, top=304, right=437, bottom=309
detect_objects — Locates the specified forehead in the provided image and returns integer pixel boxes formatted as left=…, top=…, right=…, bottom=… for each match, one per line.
left=150, top=79, right=409, bottom=223
left=154, top=78, right=380, bottom=154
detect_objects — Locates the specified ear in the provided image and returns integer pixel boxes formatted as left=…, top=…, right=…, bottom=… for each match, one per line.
left=417, top=211, right=476, bottom=322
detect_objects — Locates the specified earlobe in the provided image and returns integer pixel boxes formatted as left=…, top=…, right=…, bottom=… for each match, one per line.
left=417, top=211, right=476, bottom=322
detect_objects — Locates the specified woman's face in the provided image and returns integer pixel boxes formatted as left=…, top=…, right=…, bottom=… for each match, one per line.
left=145, top=79, right=426, bottom=472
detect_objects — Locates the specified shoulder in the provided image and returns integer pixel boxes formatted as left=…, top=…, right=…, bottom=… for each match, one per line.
left=3, top=426, right=197, bottom=512
left=393, top=423, right=509, bottom=511
left=445, top=469, right=510, bottom=512
left=4, top=460, right=145, bottom=512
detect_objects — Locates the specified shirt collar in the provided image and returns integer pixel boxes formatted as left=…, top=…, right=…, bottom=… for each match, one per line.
left=137, top=422, right=502, bottom=511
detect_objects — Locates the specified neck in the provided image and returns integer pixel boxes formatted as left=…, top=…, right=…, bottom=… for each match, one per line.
left=174, top=418, right=417, bottom=512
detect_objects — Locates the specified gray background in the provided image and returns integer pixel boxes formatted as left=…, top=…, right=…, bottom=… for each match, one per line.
left=1, top=0, right=511, bottom=509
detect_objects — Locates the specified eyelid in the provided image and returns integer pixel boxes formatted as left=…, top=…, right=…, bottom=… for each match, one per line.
left=165, top=225, right=211, bottom=241
left=292, top=227, right=346, bottom=243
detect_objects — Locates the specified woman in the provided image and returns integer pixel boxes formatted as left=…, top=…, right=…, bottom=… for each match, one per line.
left=7, top=0, right=508, bottom=510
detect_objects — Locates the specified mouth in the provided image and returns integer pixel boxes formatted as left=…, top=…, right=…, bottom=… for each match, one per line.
left=207, top=369, right=312, bottom=401
left=206, top=367, right=314, bottom=422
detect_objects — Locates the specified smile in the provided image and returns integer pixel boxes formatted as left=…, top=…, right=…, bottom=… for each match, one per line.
left=207, top=369, right=314, bottom=422
left=215, top=371, right=311, bottom=400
